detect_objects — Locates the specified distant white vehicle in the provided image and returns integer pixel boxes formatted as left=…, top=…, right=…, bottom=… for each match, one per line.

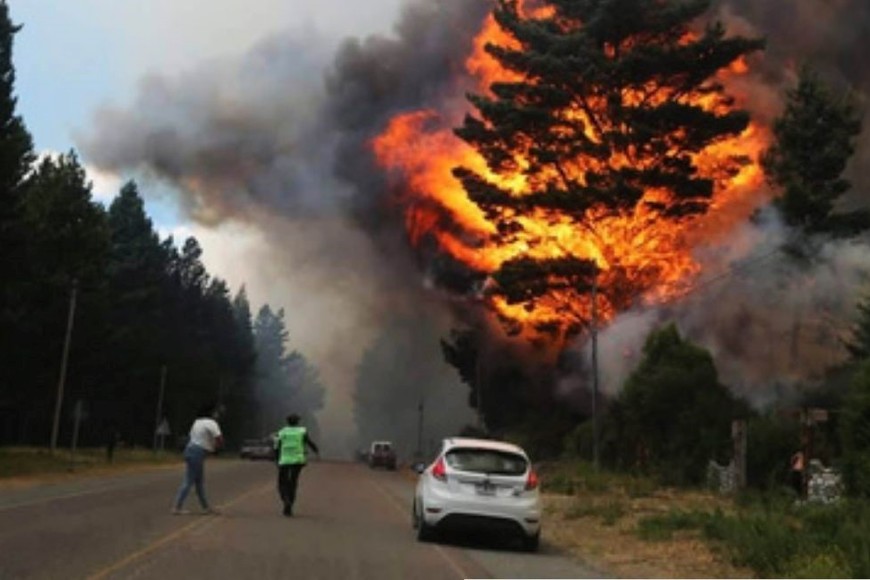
left=239, top=436, right=275, bottom=460
left=412, top=437, right=541, bottom=552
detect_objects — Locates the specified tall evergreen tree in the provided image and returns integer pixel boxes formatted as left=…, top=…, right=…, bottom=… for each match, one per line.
left=453, top=0, right=764, bottom=339
left=253, top=305, right=324, bottom=436
left=14, top=152, right=110, bottom=443
left=763, top=67, right=866, bottom=237
left=0, top=0, right=33, bottom=281
left=102, top=181, right=170, bottom=439
left=0, top=1, right=35, bottom=435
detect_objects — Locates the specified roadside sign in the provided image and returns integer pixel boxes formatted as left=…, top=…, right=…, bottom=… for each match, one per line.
left=156, top=417, right=171, bottom=436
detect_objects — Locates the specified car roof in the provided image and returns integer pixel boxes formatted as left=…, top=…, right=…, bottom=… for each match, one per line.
left=442, top=437, right=527, bottom=456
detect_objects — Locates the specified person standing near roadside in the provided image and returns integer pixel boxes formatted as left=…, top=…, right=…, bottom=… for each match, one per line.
left=274, top=413, right=319, bottom=516
left=790, top=449, right=805, bottom=498
left=172, top=403, right=224, bottom=515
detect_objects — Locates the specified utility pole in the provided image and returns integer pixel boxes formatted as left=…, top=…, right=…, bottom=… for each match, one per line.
left=50, top=279, right=78, bottom=455
left=153, top=365, right=167, bottom=452
left=591, top=272, right=600, bottom=470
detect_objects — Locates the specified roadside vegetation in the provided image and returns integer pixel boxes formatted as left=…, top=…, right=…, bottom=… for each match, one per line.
left=0, top=446, right=180, bottom=483
left=539, top=461, right=870, bottom=579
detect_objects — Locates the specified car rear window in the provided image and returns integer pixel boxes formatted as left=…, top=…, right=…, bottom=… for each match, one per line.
left=445, top=448, right=528, bottom=475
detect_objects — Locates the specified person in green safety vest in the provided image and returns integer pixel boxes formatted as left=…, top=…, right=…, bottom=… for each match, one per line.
left=274, top=413, right=319, bottom=516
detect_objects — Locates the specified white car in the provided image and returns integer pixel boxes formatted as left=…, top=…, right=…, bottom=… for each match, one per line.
left=412, top=437, right=541, bottom=552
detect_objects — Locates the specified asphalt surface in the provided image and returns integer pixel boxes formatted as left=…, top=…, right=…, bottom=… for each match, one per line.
left=0, top=459, right=605, bottom=579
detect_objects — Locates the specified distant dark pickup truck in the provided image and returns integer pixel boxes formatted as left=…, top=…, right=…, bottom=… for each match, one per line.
left=369, top=441, right=397, bottom=470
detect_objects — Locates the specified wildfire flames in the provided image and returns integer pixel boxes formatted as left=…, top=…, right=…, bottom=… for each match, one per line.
left=373, top=3, right=770, bottom=344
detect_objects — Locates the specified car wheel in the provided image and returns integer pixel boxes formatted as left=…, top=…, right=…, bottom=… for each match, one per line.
left=522, top=531, right=540, bottom=553
left=415, top=501, right=435, bottom=542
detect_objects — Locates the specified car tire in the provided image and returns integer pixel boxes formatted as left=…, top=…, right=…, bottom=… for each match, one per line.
left=414, top=500, right=435, bottom=542
left=522, top=531, right=540, bottom=553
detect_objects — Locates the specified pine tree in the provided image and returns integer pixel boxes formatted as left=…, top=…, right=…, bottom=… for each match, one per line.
left=763, top=66, right=866, bottom=237
left=0, top=1, right=35, bottom=415
left=14, top=152, right=110, bottom=442
left=253, top=306, right=324, bottom=435
left=846, top=293, right=870, bottom=361
left=0, top=0, right=33, bottom=263
left=453, top=0, right=764, bottom=338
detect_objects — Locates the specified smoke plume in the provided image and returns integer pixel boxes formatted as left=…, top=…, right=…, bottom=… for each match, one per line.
left=78, top=0, right=869, bottom=438
left=77, top=0, right=491, bottom=456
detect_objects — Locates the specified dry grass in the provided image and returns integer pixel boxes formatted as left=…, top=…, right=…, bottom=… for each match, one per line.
left=540, top=462, right=754, bottom=579
left=0, top=446, right=181, bottom=489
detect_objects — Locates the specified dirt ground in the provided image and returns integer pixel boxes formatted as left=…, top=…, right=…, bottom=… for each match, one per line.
left=541, top=484, right=754, bottom=578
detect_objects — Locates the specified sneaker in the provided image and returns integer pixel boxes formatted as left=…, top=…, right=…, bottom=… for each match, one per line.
left=283, top=505, right=293, bottom=517
left=171, top=508, right=191, bottom=515
left=202, top=507, right=221, bottom=515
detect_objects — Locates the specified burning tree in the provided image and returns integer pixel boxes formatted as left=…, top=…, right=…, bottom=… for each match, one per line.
left=451, top=0, right=765, bottom=342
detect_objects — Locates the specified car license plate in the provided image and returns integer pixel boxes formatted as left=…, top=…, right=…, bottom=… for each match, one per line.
left=476, top=482, right=496, bottom=496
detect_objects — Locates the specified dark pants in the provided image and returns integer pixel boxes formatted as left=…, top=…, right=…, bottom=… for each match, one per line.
left=278, top=463, right=305, bottom=509
left=791, top=469, right=804, bottom=497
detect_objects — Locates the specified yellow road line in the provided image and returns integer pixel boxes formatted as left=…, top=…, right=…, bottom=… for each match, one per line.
left=87, top=482, right=272, bottom=580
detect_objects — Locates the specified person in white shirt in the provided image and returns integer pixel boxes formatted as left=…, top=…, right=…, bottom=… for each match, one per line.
left=172, top=403, right=224, bottom=514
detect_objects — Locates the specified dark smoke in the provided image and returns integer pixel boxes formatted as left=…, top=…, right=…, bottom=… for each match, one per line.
left=77, top=0, right=491, bottom=456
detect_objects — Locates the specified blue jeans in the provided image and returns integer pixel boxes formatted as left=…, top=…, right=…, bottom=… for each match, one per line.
left=174, top=444, right=210, bottom=510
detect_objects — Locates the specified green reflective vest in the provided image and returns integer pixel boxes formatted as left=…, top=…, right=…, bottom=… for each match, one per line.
left=276, top=426, right=307, bottom=465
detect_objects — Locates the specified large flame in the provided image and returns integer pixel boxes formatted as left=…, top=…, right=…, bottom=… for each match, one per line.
left=373, top=6, right=770, bottom=344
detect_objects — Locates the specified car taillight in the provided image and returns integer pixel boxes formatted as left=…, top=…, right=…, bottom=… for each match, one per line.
left=525, top=468, right=539, bottom=491
left=431, top=457, right=447, bottom=482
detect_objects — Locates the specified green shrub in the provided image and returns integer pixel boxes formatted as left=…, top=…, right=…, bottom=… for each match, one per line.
left=703, top=512, right=800, bottom=576
left=781, top=550, right=852, bottom=579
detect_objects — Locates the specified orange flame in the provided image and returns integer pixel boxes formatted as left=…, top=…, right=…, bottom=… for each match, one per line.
left=373, top=8, right=770, bottom=344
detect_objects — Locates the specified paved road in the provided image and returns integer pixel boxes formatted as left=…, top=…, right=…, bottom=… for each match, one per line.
left=0, top=460, right=604, bottom=579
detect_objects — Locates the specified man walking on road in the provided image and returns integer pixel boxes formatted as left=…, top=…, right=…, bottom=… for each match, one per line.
left=275, top=413, right=319, bottom=516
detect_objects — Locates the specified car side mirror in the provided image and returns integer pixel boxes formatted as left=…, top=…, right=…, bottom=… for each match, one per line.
left=412, top=462, right=426, bottom=475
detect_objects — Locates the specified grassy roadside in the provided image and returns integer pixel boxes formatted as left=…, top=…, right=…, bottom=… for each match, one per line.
left=539, top=460, right=753, bottom=579
left=539, top=460, right=870, bottom=578
left=0, top=446, right=182, bottom=488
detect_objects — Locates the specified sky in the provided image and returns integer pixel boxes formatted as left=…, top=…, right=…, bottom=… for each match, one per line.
left=9, top=0, right=409, bottom=451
